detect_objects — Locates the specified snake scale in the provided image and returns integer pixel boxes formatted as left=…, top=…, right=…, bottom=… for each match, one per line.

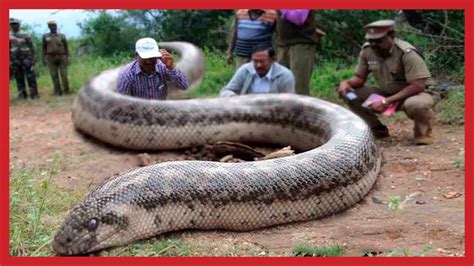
left=53, top=42, right=381, bottom=255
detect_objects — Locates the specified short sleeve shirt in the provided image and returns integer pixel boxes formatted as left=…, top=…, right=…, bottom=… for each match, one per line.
left=355, top=39, right=434, bottom=95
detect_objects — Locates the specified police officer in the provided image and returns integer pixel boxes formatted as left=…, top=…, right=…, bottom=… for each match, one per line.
left=337, top=20, right=439, bottom=145
left=9, top=18, right=39, bottom=99
left=42, top=20, right=71, bottom=95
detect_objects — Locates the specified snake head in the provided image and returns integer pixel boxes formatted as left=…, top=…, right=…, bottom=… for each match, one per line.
left=52, top=202, right=101, bottom=255
left=52, top=197, right=130, bottom=256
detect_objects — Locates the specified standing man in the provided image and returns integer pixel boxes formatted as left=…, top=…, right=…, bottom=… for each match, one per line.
left=337, top=20, right=440, bottom=145
left=9, top=18, right=39, bottom=99
left=42, top=20, right=71, bottom=95
left=227, top=9, right=277, bottom=68
left=220, top=44, right=295, bottom=97
left=117, top=37, right=189, bottom=100
left=276, top=9, right=320, bottom=96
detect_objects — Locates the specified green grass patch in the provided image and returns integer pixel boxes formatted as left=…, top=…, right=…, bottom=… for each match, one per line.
left=9, top=154, right=86, bottom=256
left=292, top=243, right=344, bottom=257
left=453, top=159, right=465, bottom=170
left=310, top=61, right=354, bottom=103
left=188, top=48, right=235, bottom=98
left=436, top=88, right=465, bottom=125
left=387, top=246, right=433, bottom=257
left=101, top=238, right=193, bottom=256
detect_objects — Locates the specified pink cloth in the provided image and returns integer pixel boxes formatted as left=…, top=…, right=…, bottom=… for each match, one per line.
left=362, top=93, right=400, bottom=116
left=280, top=9, right=310, bottom=26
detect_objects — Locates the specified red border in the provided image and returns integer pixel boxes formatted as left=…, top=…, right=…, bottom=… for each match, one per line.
left=2, top=0, right=472, bottom=266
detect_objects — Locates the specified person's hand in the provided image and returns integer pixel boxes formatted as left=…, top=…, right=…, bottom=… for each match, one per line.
left=160, top=49, right=174, bottom=69
left=336, top=80, right=351, bottom=96
left=226, top=51, right=233, bottom=65
left=369, top=100, right=388, bottom=113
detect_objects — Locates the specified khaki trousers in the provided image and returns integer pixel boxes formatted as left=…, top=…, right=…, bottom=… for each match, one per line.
left=277, top=43, right=317, bottom=96
left=47, top=54, right=70, bottom=95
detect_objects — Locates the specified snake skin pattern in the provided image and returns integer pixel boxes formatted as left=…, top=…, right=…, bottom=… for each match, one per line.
left=53, top=42, right=381, bottom=255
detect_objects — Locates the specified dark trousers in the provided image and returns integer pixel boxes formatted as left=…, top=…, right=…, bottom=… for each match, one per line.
left=12, top=62, right=38, bottom=99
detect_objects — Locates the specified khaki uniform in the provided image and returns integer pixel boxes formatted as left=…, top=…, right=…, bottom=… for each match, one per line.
left=347, top=38, right=440, bottom=137
left=42, top=32, right=70, bottom=95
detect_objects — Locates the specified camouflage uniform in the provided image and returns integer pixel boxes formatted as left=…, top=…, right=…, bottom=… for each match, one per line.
left=42, top=21, right=70, bottom=95
left=9, top=19, right=39, bottom=99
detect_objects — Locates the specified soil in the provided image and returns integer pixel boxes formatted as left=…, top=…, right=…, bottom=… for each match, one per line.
left=9, top=95, right=465, bottom=257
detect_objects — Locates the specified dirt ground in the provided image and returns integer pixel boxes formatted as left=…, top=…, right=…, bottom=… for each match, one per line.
left=9, top=95, right=465, bottom=257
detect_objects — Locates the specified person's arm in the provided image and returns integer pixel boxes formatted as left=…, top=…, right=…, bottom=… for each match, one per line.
left=62, top=35, right=71, bottom=65
left=42, top=34, right=47, bottom=65
left=165, top=68, right=189, bottom=91
left=227, top=17, right=237, bottom=65
left=25, top=34, right=35, bottom=66
left=370, top=79, right=425, bottom=113
left=371, top=51, right=430, bottom=113
left=220, top=66, right=246, bottom=97
left=337, top=49, right=368, bottom=96
left=337, top=76, right=366, bottom=95
left=160, top=49, right=189, bottom=90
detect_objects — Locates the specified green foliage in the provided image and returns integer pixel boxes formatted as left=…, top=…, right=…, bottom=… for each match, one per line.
left=400, top=11, right=464, bottom=82
left=453, top=160, right=464, bottom=170
left=388, top=195, right=400, bottom=210
left=316, top=10, right=397, bottom=61
left=387, top=246, right=433, bottom=256
left=188, top=48, right=235, bottom=98
left=102, top=238, right=193, bottom=256
left=80, top=11, right=141, bottom=57
left=436, top=88, right=465, bottom=125
left=9, top=154, right=86, bottom=256
left=310, top=60, right=355, bottom=103
left=157, top=10, right=233, bottom=50
left=292, top=243, right=344, bottom=257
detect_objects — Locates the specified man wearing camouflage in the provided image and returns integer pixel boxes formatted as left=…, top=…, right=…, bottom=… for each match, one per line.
left=42, top=20, right=71, bottom=95
left=9, top=18, right=39, bottom=99
left=337, top=20, right=440, bottom=145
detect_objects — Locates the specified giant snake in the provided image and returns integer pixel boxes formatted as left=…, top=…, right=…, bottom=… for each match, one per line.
left=53, top=42, right=381, bottom=255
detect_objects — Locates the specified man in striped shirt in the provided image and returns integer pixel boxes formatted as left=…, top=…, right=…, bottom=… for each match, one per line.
left=226, top=9, right=277, bottom=68
left=117, top=37, right=188, bottom=100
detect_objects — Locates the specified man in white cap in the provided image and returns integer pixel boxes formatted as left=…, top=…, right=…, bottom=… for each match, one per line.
left=337, top=20, right=440, bottom=145
left=117, top=37, right=188, bottom=100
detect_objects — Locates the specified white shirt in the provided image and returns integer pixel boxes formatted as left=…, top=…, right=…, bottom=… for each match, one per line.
left=251, top=65, right=273, bottom=94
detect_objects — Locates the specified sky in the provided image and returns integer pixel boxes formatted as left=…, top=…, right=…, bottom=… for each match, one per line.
left=9, top=9, right=92, bottom=38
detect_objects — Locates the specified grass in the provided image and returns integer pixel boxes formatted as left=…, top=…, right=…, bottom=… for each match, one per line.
left=436, top=87, right=465, bottom=125
left=9, top=153, right=86, bottom=256
left=387, top=246, right=433, bottom=257
left=292, top=243, right=345, bottom=257
left=102, top=238, right=193, bottom=256
left=388, top=195, right=401, bottom=210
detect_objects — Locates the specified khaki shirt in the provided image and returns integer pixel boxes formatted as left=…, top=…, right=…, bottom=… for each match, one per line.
left=355, top=38, right=435, bottom=95
left=42, top=32, right=68, bottom=55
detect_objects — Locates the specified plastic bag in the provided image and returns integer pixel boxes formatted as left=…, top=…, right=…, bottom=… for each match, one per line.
left=280, top=9, right=310, bottom=26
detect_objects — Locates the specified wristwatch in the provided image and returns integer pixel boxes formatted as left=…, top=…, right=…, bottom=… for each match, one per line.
left=381, top=99, right=389, bottom=107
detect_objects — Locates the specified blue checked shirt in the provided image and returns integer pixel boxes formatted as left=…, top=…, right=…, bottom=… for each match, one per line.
left=117, top=59, right=188, bottom=100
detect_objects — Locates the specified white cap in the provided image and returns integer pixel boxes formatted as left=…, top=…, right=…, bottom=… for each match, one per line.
left=135, top=37, right=162, bottom=59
